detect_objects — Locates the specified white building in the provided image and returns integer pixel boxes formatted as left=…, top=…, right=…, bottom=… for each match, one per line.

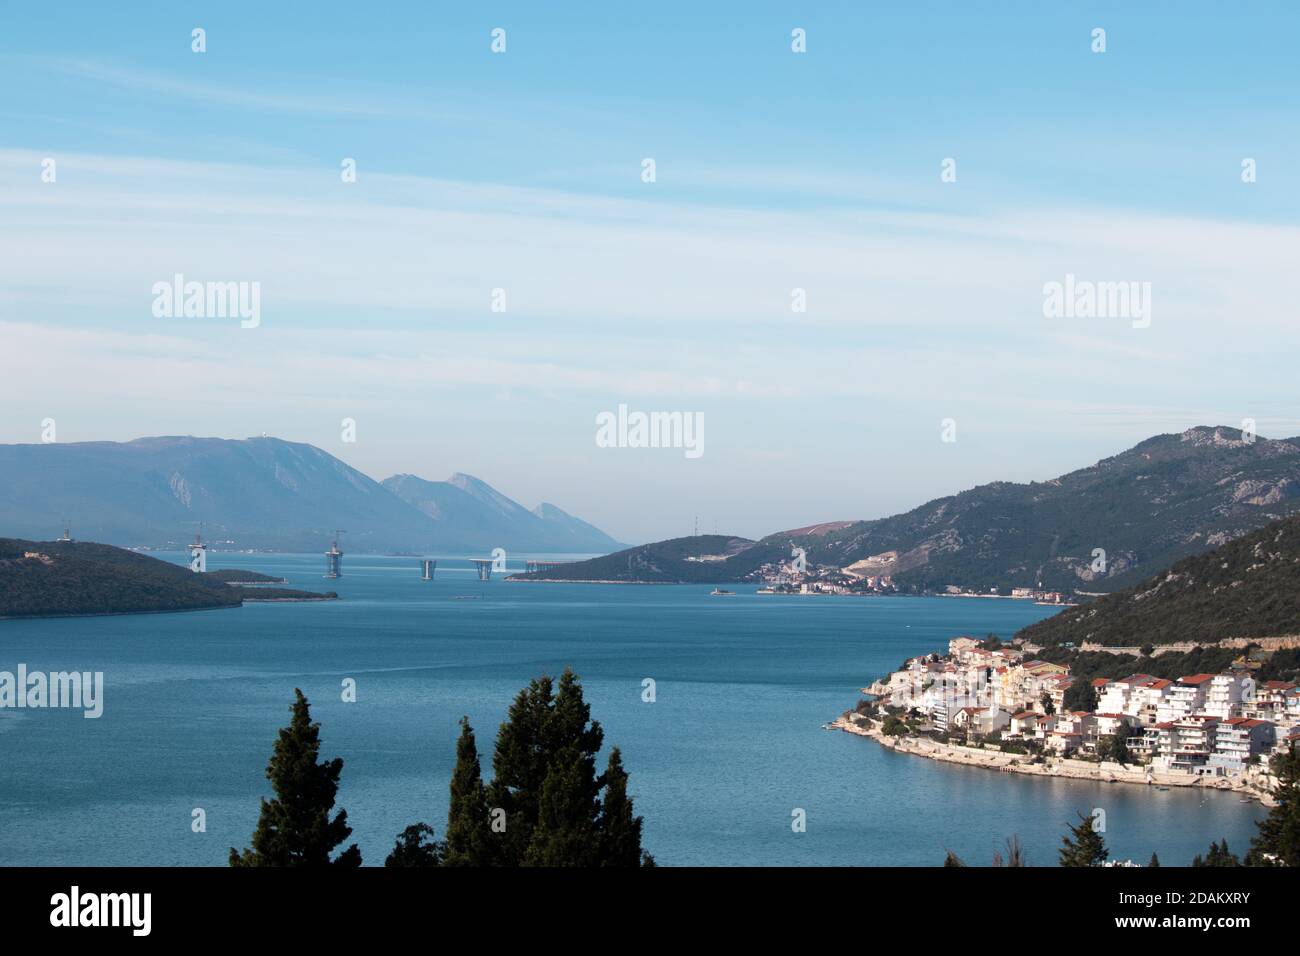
left=1155, top=674, right=1216, bottom=724
left=1151, top=715, right=1219, bottom=774
left=1204, top=673, right=1250, bottom=720
left=1096, top=674, right=1155, bottom=717
left=1209, top=718, right=1275, bottom=771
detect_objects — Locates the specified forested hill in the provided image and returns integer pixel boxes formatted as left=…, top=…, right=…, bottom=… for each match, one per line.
left=1015, top=514, right=1300, bottom=647
left=0, top=538, right=331, bottom=618
left=508, top=535, right=770, bottom=583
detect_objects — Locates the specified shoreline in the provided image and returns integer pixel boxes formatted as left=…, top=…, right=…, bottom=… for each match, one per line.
left=831, top=714, right=1277, bottom=807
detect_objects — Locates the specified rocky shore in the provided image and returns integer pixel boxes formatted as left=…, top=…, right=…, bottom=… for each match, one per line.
left=832, top=714, right=1277, bottom=807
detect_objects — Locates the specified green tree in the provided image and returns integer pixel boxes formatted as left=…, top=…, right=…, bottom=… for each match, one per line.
left=1096, top=734, right=1131, bottom=765
left=1063, top=679, right=1098, bottom=713
left=882, top=714, right=908, bottom=736
left=523, top=743, right=600, bottom=866
left=488, top=671, right=602, bottom=865
left=942, top=849, right=966, bottom=867
left=443, top=717, right=494, bottom=866
left=1247, top=744, right=1300, bottom=866
left=1058, top=811, right=1108, bottom=867
left=230, top=689, right=361, bottom=867
left=1040, top=693, right=1055, bottom=716
left=484, top=668, right=651, bottom=866
left=1148, top=852, right=1160, bottom=868
left=385, top=823, right=442, bottom=867
left=1192, top=839, right=1241, bottom=867
left=595, top=748, right=652, bottom=867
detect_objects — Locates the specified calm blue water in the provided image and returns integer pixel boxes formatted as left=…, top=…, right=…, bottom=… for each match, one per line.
left=0, top=553, right=1264, bottom=866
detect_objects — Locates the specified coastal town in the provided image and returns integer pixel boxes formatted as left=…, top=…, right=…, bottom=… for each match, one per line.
left=837, top=635, right=1300, bottom=802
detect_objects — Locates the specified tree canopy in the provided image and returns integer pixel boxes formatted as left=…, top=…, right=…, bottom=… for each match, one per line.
left=230, top=689, right=361, bottom=867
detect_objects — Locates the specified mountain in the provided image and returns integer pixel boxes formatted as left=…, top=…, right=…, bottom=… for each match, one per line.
left=0, top=436, right=622, bottom=554
left=777, top=425, right=1300, bottom=593
left=1014, top=513, right=1300, bottom=647
left=514, top=426, right=1300, bottom=590
left=0, top=538, right=333, bottom=618
left=380, top=473, right=622, bottom=553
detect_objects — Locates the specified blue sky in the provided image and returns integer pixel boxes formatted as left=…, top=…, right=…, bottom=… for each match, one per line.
left=2, top=2, right=1299, bottom=543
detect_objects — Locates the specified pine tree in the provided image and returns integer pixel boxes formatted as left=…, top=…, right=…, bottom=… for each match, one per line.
left=1247, top=744, right=1300, bottom=866
left=384, top=823, right=442, bottom=867
left=1058, top=811, right=1108, bottom=867
left=1148, top=852, right=1160, bottom=868
left=942, top=849, right=966, bottom=867
left=443, top=717, right=494, bottom=866
left=230, top=689, right=361, bottom=867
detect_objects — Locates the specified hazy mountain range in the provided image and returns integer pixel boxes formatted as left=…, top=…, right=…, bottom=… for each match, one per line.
left=6, top=426, right=1299, bottom=591
left=0, top=436, right=624, bottom=554
left=517, top=426, right=1300, bottom=592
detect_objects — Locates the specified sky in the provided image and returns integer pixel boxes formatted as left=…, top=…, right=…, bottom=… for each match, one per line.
left=2, top=2, right=1299, bottom=544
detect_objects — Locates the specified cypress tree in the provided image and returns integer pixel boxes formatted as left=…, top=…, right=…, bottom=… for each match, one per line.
left=488, top=669, right=607, bottom=865
left=443, top=717, right=493, bottom=866
left=1058, top=811, right=1108, bottom=867
left=488, top=674, right=557, bottom=864
left=389, top=669, right=655, bottom=867
left=596, top=748, right=650, bottom=866
left=1148, top=852, right=1160, bottom=868
left=1248, top=744, right=1300, bottom=866
left=230, top=689, right=361, bottom=867
left=523, top=746, right=599, bottom=866
left=384, top=823, right=442, bottom=867
left=551, top=669, right=604, bottom=810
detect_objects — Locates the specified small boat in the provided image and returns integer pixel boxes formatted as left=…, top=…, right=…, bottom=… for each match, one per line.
left=755, top=587, right=776, bottom=594
left=710, top=587, right=735, bottom=596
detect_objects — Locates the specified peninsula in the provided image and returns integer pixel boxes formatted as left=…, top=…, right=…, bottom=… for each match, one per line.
left=0, top=538, right=336, bottom=619
left=836, top=515, right=1300, bottom=804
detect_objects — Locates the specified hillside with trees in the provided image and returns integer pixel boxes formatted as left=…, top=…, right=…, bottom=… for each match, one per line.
left=0, top=537, right=332, bottom=618
left=1016, top=513, right=1300, bottom=647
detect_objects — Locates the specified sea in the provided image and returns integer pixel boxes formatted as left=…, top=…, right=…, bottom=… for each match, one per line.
left=0, top=552, right=1265, bottom=867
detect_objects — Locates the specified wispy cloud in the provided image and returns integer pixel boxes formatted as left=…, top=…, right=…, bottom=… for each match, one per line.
left=4, top=147, right=1298, bottom=539
left=11, top=55, right=469, bottom=121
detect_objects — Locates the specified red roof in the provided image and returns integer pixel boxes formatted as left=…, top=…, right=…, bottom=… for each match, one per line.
left=1178, top=674, right=1217, bottom=685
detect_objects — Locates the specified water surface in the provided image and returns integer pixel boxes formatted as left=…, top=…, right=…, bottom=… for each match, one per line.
left=0, top=553, right=1263, bottom=866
